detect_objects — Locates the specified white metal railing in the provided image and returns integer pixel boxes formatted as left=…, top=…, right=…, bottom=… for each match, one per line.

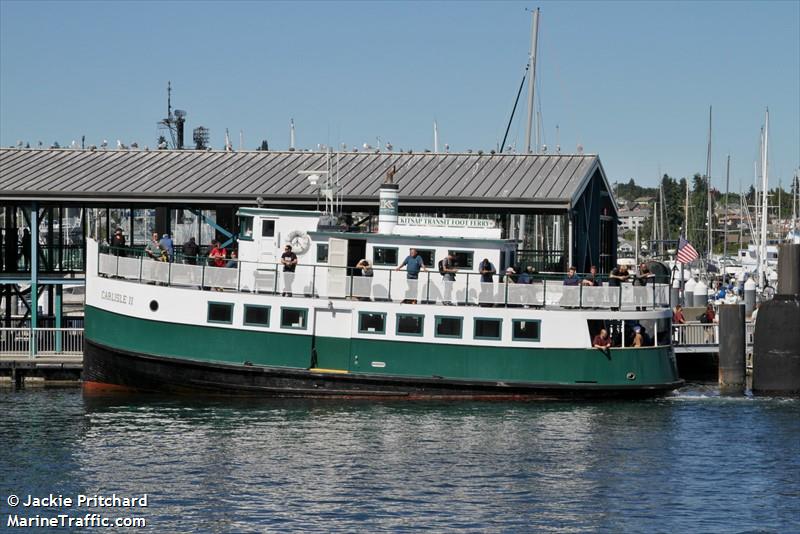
left=671, top=322, right=756, bottom=347
left=98, top=249, right=673, bottom=310
left=0, top=328, right=84, bottom=357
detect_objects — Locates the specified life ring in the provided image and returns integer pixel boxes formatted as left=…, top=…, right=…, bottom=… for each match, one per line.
left=286, top=230, right=311, bottom=254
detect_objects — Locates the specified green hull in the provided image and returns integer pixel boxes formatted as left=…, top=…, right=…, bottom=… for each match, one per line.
left=85, top=306, right=680, bottom=388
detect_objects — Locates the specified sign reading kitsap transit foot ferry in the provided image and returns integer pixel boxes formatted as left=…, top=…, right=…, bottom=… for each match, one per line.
left=83, top=179, right=680, bottom=398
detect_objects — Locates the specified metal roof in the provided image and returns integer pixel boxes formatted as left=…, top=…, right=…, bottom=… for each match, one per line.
left=0, top=148, right=608, bottom=211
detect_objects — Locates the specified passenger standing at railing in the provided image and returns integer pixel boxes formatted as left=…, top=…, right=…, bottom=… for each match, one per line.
left=440, top=253, right=457, bottom=305
left=355, top=259, right=374, bottom=301
left=183, top=237, right=199, bottom=265
left=225, top=250, right=238, bottom=268
left=633, top=263, right=653, bottom=310
left=159, top=233, right=174, bottom=262
left=110, top=228, right=126, bottom=257
left=397, top=248, right=425, bottom=279
left=145, top=232, right=167, bottom=262
left=281, top=244, right=298, bottom=297
left=396, top=249, right=425, bottom=304
left=478, top=258, right=496, bottom=283
left=208, top=240, right=227, bottom=267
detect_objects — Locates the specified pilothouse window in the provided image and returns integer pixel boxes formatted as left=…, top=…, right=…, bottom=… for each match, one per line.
left=239, top=216, right=253, bottom=240
left=262, top=220, right=276, bottom=237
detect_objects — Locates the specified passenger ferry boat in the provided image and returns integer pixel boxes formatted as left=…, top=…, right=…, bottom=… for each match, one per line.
left=83, top=184, right=681, bottom=398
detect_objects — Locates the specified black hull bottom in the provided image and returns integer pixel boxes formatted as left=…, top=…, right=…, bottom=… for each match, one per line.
left=83, top=340, right=683, bottom=400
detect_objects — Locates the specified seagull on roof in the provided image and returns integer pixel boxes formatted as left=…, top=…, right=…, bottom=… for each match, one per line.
left=101, top=139, right=108, bottom=149
left=117, top=140, right=128, bottom=150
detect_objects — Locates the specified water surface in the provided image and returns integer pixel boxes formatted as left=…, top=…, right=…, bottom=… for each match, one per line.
left=1, top=386, right=798, bottom=532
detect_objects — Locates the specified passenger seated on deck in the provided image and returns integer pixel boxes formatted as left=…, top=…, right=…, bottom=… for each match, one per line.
left=592, top=329, right=612, bottom=349
left=632, top=326, right=644, bottom=347
left=563, top=266, right=580, bottom=286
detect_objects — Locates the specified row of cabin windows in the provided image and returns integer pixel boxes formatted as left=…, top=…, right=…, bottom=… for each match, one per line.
left=319, top=245, right=474, bottom=269
left=359, top=312, right=539, bottom=341
left=207, top=302, right=305, bottom=329
left=207, top=303, right=538, bottom=341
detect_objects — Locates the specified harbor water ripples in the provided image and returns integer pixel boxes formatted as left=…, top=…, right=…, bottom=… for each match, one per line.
left=1, top=386, right=798, bottom=532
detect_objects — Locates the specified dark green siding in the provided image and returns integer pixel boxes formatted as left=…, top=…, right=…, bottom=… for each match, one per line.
left=86, top=306, right=678, bottom=386
left=86, top=306, right=311, bottom=369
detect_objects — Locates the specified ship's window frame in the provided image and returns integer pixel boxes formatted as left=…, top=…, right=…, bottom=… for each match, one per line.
left=474, top=317, right=502, bottom=340
left=262, top=219, right=276, bottom=238
left=414, top=248, right=436, bottom=268
left=448, top=250, right=474, bottom=269
left=435, top=315, right=463, bottom=339
left=238, top=216, right=254, bottom=241
left=316, top=243, right=329, bottom=263
left=396, top=313, right=425, bottom=337
left=243, top=304, right=270, bottom=327
left=358, top=311, right=386, bottom=334
left=512, top=319, right=541, bottom=341
left=207, top=301, right=234, bottom=324
left=280, top=307, right=307, bottom=330
left=373, top=247, right=399, bottom=266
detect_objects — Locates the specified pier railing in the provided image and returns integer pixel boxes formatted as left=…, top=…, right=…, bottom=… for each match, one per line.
left=98, top=248, right=672, bottom=311
left=0, top=328, right=84, bottom=357
left=671, top=322, right=755, bottom=348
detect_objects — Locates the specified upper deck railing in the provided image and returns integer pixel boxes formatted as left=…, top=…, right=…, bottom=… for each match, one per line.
left=97, top=247, right=671, bottom=311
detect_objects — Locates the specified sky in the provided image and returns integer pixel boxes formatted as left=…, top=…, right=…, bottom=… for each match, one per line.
left=1, top=0, right=798, bottom=190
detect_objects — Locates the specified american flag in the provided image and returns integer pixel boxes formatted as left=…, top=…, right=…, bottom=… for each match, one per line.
left=676, top=236, right=699, bottom=263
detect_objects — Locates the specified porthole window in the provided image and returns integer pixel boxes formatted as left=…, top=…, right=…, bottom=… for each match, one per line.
left=149, top=300, right=159, bottom=312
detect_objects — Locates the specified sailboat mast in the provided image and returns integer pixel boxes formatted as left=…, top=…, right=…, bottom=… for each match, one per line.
left=706, top=106, right=713, bottom=261
left=759, top=109, right=769, bottom=286
left=524, top=8, right=540, bottom=154
left=724, top=154, right=730, bottom=261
